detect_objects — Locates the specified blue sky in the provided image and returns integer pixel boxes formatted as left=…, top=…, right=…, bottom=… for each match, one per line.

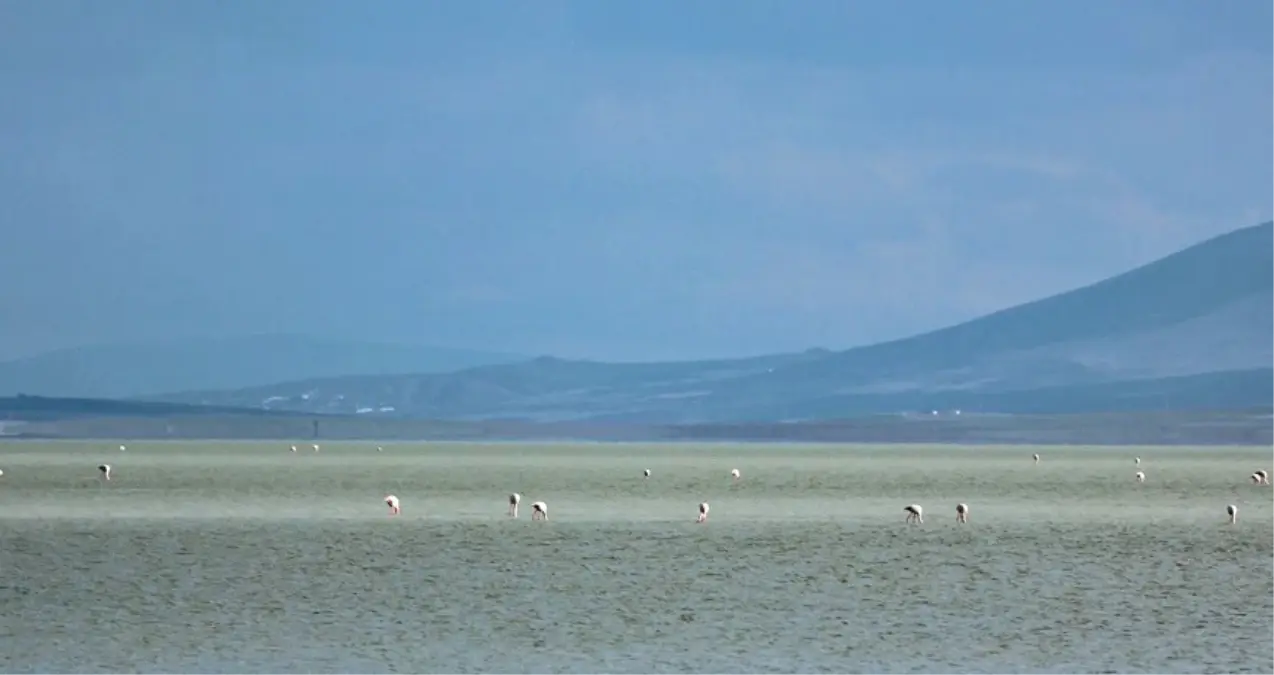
left=0, top=0, right=1270, bottom=361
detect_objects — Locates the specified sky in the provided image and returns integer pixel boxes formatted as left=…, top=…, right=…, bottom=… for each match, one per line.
left=0, top=0, right=1270, bottom=362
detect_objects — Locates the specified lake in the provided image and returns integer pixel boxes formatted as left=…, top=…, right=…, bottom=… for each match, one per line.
left=0, top=441, right=1270, bottom=673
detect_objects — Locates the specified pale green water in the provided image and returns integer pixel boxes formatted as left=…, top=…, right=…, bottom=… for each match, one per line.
left=0, top=441, right=1270, bottom=673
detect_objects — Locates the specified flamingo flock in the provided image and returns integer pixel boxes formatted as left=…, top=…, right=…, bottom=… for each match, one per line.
left=371, top=452, right=1266, bottom=526
left=18, top=444, right=1262, bottom=529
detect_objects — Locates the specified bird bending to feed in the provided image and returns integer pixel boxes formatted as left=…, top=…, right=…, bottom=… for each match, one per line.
left=508, top=492, right=521, bottom=518
left=730, top=469, right=740, bottom=480
left=312, top=444, right=320, bottom=452
left=1254, top=469, right=1270, bottom=485
left=904, top=504, right=923, bottom=524
left=1226, top=504, right=1238, bottom=524
left=98, top=464, right=111, bottom=481
left=1135, top=471, right=1145, bottom=483
left=697, top=502, right=709, bottom=523
left=119, top=445, right=126, bottom=452
left=384, top=495, right=400, bottom=515
left=531, top=501, right=548, bottom=520
left=1032, top=453, right=1040, bottom=464
left=643, top=469, right=651, bottom=478
left=290, top=445, right=298, bottom=453
left=956, top=503, right=969, bottom=523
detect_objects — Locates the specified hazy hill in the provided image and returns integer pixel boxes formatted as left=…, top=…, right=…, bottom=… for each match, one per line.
left=0, top=335, right=526, bottom=399
left=148, top=223, right=1274, bottom=422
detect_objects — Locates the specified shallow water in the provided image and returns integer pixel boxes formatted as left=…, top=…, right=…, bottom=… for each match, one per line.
left=0, top=441, right=1270, bottom=673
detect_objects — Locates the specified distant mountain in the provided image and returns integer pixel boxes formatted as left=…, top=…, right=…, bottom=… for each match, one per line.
left=0, top=335, right=527, bottom=399
left=146, top=222, right=1274, bottom=422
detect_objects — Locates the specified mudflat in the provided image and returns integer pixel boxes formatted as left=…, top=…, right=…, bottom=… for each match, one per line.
left=1, top=441, right=1269, bottom=673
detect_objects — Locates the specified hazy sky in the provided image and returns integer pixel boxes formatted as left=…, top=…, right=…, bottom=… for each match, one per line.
left=1, top=0, right=1270, bottom=361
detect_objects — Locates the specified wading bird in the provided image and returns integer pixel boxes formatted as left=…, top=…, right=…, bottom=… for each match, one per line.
left=904, top=504, right=923, bottom=524
left=385, top=495, right=400, bottom=516
left=697, top=502, right=709, bottom=523
left=956, top=503, right=969, bottom=523
left=531, top=501, right=548, bottom=520
left=509, top=492, right=521, bottom=518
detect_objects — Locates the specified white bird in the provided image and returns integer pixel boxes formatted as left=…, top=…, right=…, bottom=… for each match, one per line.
left=643, top=469, right=651, bottom=478
left=1032, top=453, right=1040, bottom=464
left=384, top=495, right=400, bottom=515
left=904, top=504, right=923, bottom=524
left=1255, top=469, right=1269, bottom=485
left=509, top=492, right=522, bottom=518
left=697, top=502, right=709, bottom=523
left=730, top=469, right=741, bottom=480
left=98, top=464, right=111, bottom=481
left=1135, top=471, right=1146, bottom=483
left=1251, top=473, right=1263, bottom=485
left=1134, top=456, right=1141, bottom=465
left=119, top=445, right=126, bottom=452
left=531, top=501, right=549, bottom=520
left=312, top=444, right=320, bottom=452
left=1226, top=504, right=1238, bottom=524
left=290, top=445, right=298, bottom=453
left=956, top=503, right=969, bottom=523
left=376, top=446, right=383, bottom=452
left=0, top=469, right=5, bottom=477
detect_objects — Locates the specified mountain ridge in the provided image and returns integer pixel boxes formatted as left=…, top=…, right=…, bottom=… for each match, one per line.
left=0, top=334, right=527, bottom=399
left=145, top=222, right=1274, bottom=422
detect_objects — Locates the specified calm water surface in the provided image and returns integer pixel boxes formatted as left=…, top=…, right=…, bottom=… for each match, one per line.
left=0, top=441, right=1270, bottom=673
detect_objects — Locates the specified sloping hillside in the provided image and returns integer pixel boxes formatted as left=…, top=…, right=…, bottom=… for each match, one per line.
left=740, top=221, right=1273, bottom=393
left=0, top=334, right=527, bottom=399
left=147, top=222, right=1274, bottom=422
